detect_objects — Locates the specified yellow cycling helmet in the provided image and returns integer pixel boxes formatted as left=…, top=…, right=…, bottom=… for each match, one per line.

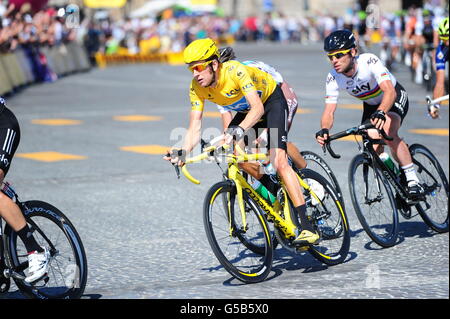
left=183, top=38, right=220, bottom=64
left=438, top=17, right=449, bottom=39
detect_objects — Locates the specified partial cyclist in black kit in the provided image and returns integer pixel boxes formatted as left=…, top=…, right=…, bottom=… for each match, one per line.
left=0, top=97, right=50, bottom=283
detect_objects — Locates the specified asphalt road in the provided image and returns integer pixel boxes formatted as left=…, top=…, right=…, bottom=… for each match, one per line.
left=2, top=43, right=448, bottom=299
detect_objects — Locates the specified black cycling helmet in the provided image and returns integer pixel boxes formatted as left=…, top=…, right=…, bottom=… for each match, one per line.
left=324, top=29, right=356, bottom=52
left=218, top=47, right=236, bottom=63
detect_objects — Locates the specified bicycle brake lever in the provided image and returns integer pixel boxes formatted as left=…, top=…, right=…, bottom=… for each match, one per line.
left=326, top=142, right=341, bottom=159
left=378, top=128, right=394, bottom=141
left=166, top=152, right=181, bottom=179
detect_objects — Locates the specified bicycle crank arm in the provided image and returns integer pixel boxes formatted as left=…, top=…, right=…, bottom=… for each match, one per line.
left=3, top=269, right=26, bottom=281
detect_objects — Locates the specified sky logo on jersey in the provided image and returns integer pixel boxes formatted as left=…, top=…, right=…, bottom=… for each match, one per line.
left=352, top=83, right=383, bottom=100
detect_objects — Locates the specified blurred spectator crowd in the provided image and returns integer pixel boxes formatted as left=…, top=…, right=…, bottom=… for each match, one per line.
left=1, top=0, right=448, bottom=70
left=0, top=2, right=78, bottom=82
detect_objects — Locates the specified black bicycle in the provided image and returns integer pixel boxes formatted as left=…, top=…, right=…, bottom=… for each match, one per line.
left=0, top=182, right=87, bottom=299
left=324, top=122, right=448, bottom=248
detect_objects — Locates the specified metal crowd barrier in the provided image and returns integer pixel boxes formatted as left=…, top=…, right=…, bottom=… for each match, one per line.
left=0, top=41, right=91, bottom=96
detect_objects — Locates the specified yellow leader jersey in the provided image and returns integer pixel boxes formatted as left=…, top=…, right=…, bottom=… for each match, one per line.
left=189, top=60, right=277, bottom=113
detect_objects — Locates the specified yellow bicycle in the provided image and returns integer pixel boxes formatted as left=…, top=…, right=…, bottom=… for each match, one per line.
left=178, top=143, right=350, bottom=283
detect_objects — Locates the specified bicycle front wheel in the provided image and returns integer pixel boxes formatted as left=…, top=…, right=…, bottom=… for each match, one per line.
left=349, top=154, right=399, bottom=247
left=203, top=181, right=273, bottom=283
left=5, top=200, right=88, bottom=299
left=410, top=144, right=449, bottom=232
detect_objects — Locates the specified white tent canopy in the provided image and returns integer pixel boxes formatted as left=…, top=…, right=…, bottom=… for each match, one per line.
left=129, top=0, right=216, bottom=19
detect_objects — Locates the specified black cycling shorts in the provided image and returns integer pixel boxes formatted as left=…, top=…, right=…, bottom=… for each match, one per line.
left=229, top=85, right=289, bottom=151
left=362, top=82, right=409, bottom=124
left=0, top=105, right=21, bottom=176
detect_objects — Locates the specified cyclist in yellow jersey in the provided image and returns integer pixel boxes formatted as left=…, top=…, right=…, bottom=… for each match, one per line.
left=164, top=38, right=319, bottom=245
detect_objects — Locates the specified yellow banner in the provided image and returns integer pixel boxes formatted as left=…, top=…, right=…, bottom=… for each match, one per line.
left=84, top=0, right=127, bottom=8
left=190, top=0, right=217, bottom=5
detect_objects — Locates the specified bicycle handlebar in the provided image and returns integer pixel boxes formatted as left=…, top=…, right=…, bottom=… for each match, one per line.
left=324, top=122, right=394, bottom=159
left=426, top=94, right=449, bottom=106
left=177, top=143, right=268, bottom=185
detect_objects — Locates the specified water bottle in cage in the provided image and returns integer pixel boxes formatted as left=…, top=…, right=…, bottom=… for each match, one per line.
left=262, top=162, right=278, bottom=184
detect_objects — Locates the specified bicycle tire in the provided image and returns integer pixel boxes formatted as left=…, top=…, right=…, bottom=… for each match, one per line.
left=293, top=169, right=350, bottom=265
left=300, top=150, right=344, bottom=206
left=4, top=200, right=87, bottom=299
left=410, top=144, right=449, bottom=232
left=203, top=181, right=273, bottom=283
left=349, top=154, right=399, bottom=248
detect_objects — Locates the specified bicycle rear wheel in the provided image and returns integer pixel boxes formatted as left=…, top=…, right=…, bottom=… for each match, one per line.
left=300, top=150, right=344, bottom=205
left=349, top=154, right=399, bottom=247
left=410, top=144, right=449, bottom=232
left=293, top=169, right=350, bottom=265
left=203, top=181, right=273, bottom=283
left=5, top=201, right=87, bottom=299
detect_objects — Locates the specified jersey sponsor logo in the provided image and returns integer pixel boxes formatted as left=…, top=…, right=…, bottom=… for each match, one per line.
left=0, top=154, right=9, bottom=167
left=326, top=75, right=336, bottom=84
left=351, top=82, right=371, bottom=95
left=242, top=83, right=254, bottom=90
left=223, top=96, right=250, bottom=111
left=225, top=88, right=241, bottom=97
left=367, top=57, right=379, bottom=65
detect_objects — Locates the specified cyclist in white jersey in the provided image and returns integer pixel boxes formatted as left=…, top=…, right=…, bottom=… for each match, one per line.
left=316, top=30, right=424, bottom=197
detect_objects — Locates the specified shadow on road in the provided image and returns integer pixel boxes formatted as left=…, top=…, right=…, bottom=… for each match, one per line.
left=362, top=220, right=440, bottom=250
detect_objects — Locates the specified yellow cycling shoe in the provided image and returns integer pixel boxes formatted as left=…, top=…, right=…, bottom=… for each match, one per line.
left=293, top=230, right=320, bottom=246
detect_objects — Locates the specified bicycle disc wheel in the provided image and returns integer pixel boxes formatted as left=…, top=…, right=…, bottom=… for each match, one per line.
left=410, top=144, right=449, bottom=232
left=5, top=201, right=88, bottom=299
left=349, top=154, right=399, bottom=247
left=300, top=150, right=344, bottom=205
left=203, top=181, right=273, bottom=283
left=294, top=169, right=350, bottom=265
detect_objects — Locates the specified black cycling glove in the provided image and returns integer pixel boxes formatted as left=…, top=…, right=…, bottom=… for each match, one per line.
left=370, top=110, right=386, bottom=122
left=315, top=128, right=329, bottom=139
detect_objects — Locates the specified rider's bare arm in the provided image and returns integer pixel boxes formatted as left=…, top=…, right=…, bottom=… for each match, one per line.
left=377, top=80, right=397, bottom=114
left=433, top=70, right=446, bottom=101
left=221, top=111, right=233, bottom=130
left=321, top=102, right=337, bottom=130
left=236, top=90, right=265, bottom=131
left=317, top=102, right=337, bottom=146
left=182, top=110, right=203, bottom=153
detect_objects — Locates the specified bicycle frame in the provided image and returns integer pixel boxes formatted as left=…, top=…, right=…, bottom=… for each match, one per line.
left=360, top=132, right=411, bottom=201
left=181, top=144, right=325, bottom=240
left=226, top=161, right=298, bottom=239
left=326, top=123, right=434, bottom=204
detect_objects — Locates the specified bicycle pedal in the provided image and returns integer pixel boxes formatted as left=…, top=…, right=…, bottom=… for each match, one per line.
left=295, top=246, right=309, bottom=252
left=28, top=273, right=49, bottom=285
left=406, top=196, right=425, bottom=205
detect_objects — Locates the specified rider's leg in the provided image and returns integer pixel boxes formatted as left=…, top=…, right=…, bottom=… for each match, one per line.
left=0, top=173, right=43, bottom=254
left=270, top=147, right=319, bottom=244
left=287, top=142, right=307, bottom=169
left=384, top=113, right=420, bottom=182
